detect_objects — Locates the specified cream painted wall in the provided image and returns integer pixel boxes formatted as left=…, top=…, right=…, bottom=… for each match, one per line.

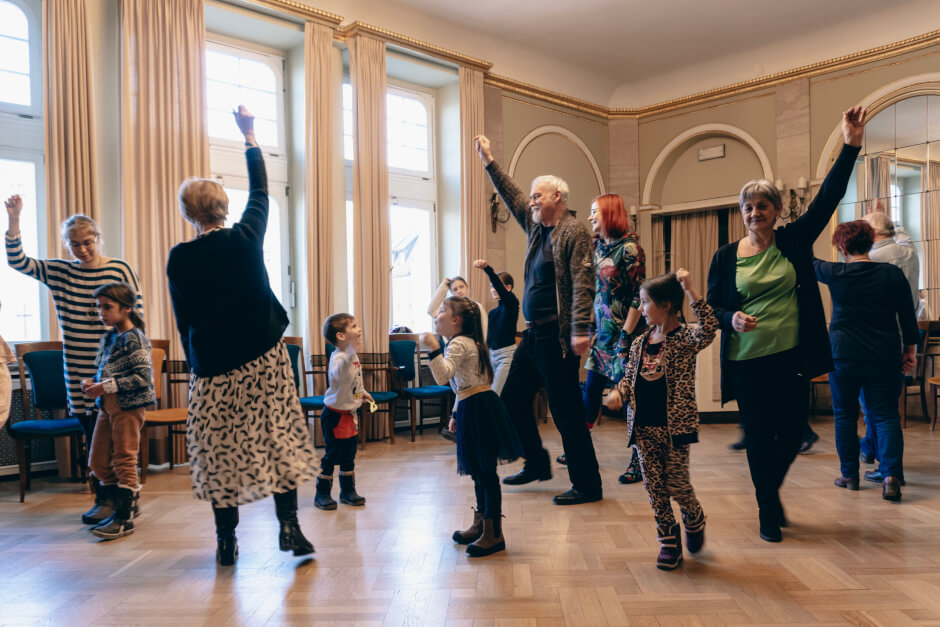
left=657, top=137, right=763, bottom=207
left=436, top=82, right=461, bottom=281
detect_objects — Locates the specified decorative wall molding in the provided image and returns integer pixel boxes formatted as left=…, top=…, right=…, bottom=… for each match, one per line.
left=642, top=124, right=773, bottom=206
left=483, top=74, right=609, bottom=119
left=337, top=21, right=492, bottom=72
left=507, top=125, right=606, bottom=195
left=240, top=0, right=343, bottom=27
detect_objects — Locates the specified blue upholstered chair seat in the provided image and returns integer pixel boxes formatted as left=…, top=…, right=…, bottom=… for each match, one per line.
left=403, top=385, right=452, bottom=399
left=369, top=391, right=397, bottom=403
left=9, top=417, right=82, bottom=437
left=299, top=395, right=325, bottom=410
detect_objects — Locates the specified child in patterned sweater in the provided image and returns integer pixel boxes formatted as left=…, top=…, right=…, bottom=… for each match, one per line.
left=605, top=269, right=717, bottom=570
left=81, top=282, right=154, bottom=540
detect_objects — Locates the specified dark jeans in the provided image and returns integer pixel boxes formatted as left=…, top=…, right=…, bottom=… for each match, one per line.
left=583, top=370, right=609, bottom=427
left=321, top=407, right=357, bottom=475
left=472, top=468, right=502, bottom=519
left=730, top=348, right=807, bottom=523
left=828, top=359, right=904, bottom=480
left=500, top=322, right=602, bottom=494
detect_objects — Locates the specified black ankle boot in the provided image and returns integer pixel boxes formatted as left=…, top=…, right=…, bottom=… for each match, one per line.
left=213, top=506, right=239, bottom=566
left=274, top=489, right=315, bottom=556
left=315, top=476, right=337, bottom=510
left=82, top=482, right=116, bottom=525
left=339, top=471, right=366, bottom=506
left=92, top=487, right=136, bottom=540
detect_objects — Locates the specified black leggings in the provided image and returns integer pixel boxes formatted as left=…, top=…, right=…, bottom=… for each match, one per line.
left=472, top=468, right=502, bottom=519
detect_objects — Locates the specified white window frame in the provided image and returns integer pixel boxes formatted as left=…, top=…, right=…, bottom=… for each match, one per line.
left=386, top=85, right=435, bottom=181
left=0, top=0, right=41, bottom=117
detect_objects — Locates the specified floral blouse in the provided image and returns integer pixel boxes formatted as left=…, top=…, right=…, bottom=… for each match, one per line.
left=585, top=233, right=645, bottom=381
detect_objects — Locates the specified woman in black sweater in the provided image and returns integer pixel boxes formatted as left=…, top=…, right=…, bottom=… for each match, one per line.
left=814, top=220, right=918, bottom=501
left=167, top=106, right=317, bottom=566
left=706, top=106, right=867, bottom=543
left=473, top=259, right=519, bottom=395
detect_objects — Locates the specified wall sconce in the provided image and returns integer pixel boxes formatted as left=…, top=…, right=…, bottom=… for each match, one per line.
left=490, top=192, right=510, bottom=232
left=628, top=204, right=638, bottom=231
left=775, top=177, right=808, bottom=221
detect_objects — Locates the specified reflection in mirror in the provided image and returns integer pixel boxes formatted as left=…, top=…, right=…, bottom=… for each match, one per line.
left=896, top=96, right=927, bottom=149
left=864, top=103, right=895, bottom=155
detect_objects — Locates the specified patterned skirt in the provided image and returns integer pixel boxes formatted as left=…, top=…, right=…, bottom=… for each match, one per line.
left=455, top=389, right=524, bottom=477
left=186, top=340, right=318, bottom=507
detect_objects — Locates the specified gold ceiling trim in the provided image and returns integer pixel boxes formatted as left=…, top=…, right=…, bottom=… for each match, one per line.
left=338, top=21, right=492, bottom=72
left=243, top=0, right=343, bottom=27
left=486, top=30, right=940, bottom=120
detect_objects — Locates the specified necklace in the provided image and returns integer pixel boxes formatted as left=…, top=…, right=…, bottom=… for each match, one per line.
left=194, top=225, right=223, bottom=240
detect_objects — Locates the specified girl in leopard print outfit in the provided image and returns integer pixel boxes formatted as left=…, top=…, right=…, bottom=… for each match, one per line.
left=605, top=269, right=717, bottom=570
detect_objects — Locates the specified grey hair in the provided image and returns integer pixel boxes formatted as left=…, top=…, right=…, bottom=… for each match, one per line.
left=60, top=214, right=99, bottom=242
left=739, top=179, right=782, bottom=210
left=532, top=175, right=569, bottom=204
left=863, top=211, right=895, bottom=237
left=178, top=177, right=229, bottom=226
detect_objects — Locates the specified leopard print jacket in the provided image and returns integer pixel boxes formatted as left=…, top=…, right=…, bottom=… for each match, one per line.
left=616, top=298, right=718, bottom=445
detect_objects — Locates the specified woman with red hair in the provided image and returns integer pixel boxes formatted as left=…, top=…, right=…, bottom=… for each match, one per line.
left=814, top=220, right=918, bottom=501
left=581, top=193, right=646, bottom=483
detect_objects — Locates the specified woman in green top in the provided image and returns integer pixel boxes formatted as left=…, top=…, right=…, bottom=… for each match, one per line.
left=707, top=107, right=867, bottom=543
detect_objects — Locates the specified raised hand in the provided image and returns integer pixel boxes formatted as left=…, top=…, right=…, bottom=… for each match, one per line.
left=842, top=105, right=867, bottom=147
left=473, top=259, right=488, bottom=270
left=5, top=194, right=23, bottom=219
left=474, top=135, right=493, bottom=165
left=419, top=332, right=440, bottom=351
left=676, top=267, right=690, bottom=290
left=233, top=105, right=256, bottom=141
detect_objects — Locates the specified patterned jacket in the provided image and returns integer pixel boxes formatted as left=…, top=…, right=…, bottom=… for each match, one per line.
left=616, top=299, right=717, bottom=445
left=484, top=160, right=595, bottom=356
left=96, top=328, right=156, bottom=411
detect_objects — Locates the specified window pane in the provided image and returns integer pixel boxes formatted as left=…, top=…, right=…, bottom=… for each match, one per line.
left=206, top=50, right=239, bottom=84
left=237, top=86, right=277, bottom=121
left=343, top=135, right=354, bottom=162
left=0, top=158, right=41, bottom=341
left=386, top=90, right=430, bottom=173
left=207, top=108, right=243, bottom=142
left=253, top=118, right=278, bottom=146
left=390, top=203, right=433, bottom=332
left=206, top=80, right=239, bottom=112
left=0, top=68, right=29, bottom=106
left=342, top=83, right=352, bottom=110
left=206, top=47, right=280, bottom=147
left=0, top=1, right=28, bottom=40
left=238, top=57, right=276, bottom=92
left=0, top=36, right=28, bottom=73
left=224, top=188, right=284, bottom=306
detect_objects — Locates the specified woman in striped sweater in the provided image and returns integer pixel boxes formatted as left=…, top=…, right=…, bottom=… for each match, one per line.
left=5, top=197, right=144, bottom=520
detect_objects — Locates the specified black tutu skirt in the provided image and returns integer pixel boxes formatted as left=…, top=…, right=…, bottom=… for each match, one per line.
left=455, top=389, right=524, bottom=476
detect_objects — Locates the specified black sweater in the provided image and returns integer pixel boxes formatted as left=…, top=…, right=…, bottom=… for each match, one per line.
left=483, top=266, right=520, bottom=350
left=166, top=147, right=289, bottom=377
left=707, top=143, right=861, bottom=404
left=814, top=259, right=919, bottom=362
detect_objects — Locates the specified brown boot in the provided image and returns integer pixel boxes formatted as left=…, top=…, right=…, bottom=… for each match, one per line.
left=452, top=509, right=483, bottom=545
left=467, top=517, right=505, bottom=557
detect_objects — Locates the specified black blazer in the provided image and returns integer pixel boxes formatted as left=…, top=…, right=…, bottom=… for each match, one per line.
left=707, top=143, right=861, bottom=404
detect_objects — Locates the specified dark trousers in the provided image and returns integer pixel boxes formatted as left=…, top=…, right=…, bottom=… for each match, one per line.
left=583, top=370, right=610, bottom=426
left=730, top=348, right=807, bottom=522
left=472, top=468, right=502, bottom=519
left=499, top=323, right=602, bottom=494
left=828, top=359, right=904, bottom=480
left=321, top=407, right=357, bottom=475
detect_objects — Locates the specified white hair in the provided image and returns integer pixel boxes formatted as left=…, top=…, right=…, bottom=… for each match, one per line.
left=532, top=175, right=569, bottom=204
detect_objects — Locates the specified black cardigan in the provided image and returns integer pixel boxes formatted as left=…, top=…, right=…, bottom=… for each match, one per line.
left=167, top=147, right=289, bottom=378
left=706, top=143, right=861, bottom=404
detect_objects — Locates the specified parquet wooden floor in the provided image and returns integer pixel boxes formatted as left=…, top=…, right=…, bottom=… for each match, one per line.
left=1, top=418, right=938, bottom=626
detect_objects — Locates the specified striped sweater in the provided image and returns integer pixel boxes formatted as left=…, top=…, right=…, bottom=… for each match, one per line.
left=95, top=327, right=155, bottom=410
left=5, top=234, right=145, bottom=416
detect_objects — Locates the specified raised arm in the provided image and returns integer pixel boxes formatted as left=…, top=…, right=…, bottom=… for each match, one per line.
left=424, top=334, right=469, bottom=385
left=475, top=135, right=531, bottom=229
left=677, top=268, right=717, bottom=352
left=784, top=106, right=865, bottom=244
left=476, top=260, right=518, bottom=307
left=428, top=279, right=450, bottom=317
left=233, top=106, right=269, bottom=244
left=5, top=194, right=49, bottom=283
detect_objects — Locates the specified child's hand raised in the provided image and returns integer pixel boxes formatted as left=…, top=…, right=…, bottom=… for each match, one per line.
left=473, top=259, right=488, bottom=270
left=676, top=268, right=691, bottom=290
left=419, top=332, right=440, bottom=351
left=604, top=389, right=623, bottom=411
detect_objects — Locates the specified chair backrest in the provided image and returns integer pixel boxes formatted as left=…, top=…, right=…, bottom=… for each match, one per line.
left=16, top=341, right=67, bottom=420
left=389, top=340, right=417, bottom=383
left=285, top=343, right=303, bottom=393
left=151, top=347, right=167, bottom=402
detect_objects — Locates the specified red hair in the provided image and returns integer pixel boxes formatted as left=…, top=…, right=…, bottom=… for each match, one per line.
left=594, top=193, right=630, bottom=239
left=832, top=220, right=874, bottom=255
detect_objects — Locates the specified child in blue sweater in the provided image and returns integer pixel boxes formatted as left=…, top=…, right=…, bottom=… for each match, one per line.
left=81, top=282, right=154, bottom=540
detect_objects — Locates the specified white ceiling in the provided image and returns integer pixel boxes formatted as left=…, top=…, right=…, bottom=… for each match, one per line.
left=370, top=0, right=940, bottom=107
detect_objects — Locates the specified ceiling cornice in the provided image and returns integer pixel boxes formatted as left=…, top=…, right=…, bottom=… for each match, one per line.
left=488, top=29, right=940, bottom=120
left=240, top=0, right=343, bottom=27
left=337, top=21, right=493, bottom=73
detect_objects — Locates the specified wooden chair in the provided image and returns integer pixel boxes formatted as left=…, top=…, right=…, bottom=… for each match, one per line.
left=809, top=373, right=829, bottom=420
left=915, top=321, right=940, bottom=422
left=388, top=335, right=453, bottom=441
left=8, top=341, right=84, bottom=502
left=139, top=344, right=187, bottom=483
left=925, top=376, right=940, bottom=431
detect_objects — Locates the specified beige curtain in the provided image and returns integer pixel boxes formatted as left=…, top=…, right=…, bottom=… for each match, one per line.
left=459, top=66, right=487, bottom=306
left=43, top=0, right=97, bottom=254
left=868, top=155, right=893, bottom=216
left=304, top=22, right=334, bottom=355
left=120, top=0, right=208, bottom=356
left=650, top=215, right=666, bottom=277
left=727, top=206, right=747, bottom=242
left=349, top=35, right=390, bottom=440
left=670, top=211, right=719, bottom=321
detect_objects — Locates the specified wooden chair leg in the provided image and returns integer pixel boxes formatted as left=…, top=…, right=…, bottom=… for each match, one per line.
left=140, top=428, right=149, bottom=484
left=24, top=439, right=32, bottom=492
left=16, top=439, right=27, bottom=503
left=168, top=428, right=175, bottom=470
left=360, top=407, right=369, bottom=451
left=387, top=405, right=395, bottom=444
left=933, top=382, right=938, bottom=431
left=410, top=400, right=417, bottom=442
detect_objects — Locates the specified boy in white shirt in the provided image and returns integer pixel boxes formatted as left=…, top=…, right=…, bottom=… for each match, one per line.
left=316, top=313, right=374, bottom=510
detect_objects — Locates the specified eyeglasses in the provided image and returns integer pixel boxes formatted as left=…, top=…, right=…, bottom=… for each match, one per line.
left=69, top=235, right=99, bottom=249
